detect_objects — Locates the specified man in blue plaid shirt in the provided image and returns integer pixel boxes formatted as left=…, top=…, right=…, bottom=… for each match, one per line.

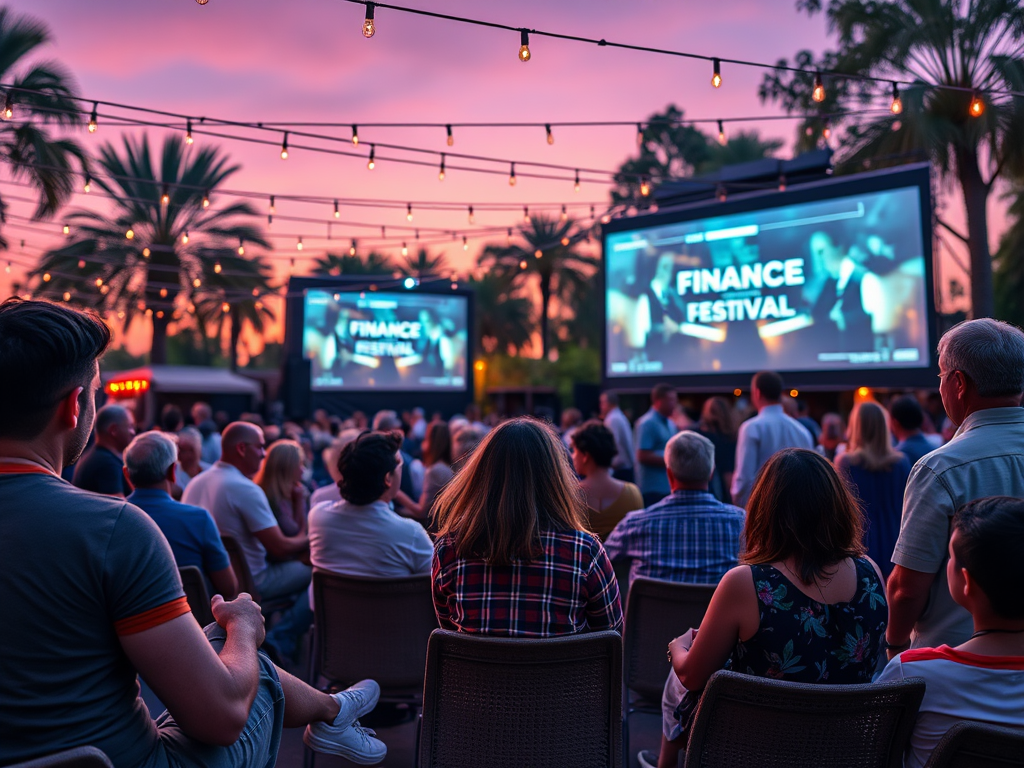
left=604, top=430, right=745, bottom=585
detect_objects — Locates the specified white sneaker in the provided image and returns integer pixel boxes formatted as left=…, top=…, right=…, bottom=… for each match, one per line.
left=303, top=680, right=386, bottom=764
left=638, top=749, right=659, bottom=768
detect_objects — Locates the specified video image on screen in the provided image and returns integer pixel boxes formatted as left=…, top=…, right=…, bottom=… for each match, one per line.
left=303, top=290, right=469, bottom=391
left=605, top=185, right=930, bottom=378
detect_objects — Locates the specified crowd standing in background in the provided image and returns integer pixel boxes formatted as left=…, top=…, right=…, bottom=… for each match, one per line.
left=4, top=295, right=1024, bottom=768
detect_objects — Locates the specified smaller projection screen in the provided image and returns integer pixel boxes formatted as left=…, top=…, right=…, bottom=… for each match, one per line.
left=603, top=165, right=935, bottom=385
left=303, top=290, right=469, bottom=391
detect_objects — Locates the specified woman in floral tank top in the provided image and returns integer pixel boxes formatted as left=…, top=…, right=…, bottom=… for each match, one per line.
left=648, top=449, right=888, bottom=768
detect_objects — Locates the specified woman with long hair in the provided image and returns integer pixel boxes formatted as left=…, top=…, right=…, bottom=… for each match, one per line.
left=649, top=449, right=887, bottom=768
left=697, top=396, right=738, bottom=503
left=432, top=418, right=623, bottom=637
left=570, top=420, right=643, bottom=540
left=816, top=412, right=848, bottom=463
left=254, top=439, right=309, bottom=537
left=836, top=401, right=911, bottom=580
left=395, top=420, right=453, bottom=521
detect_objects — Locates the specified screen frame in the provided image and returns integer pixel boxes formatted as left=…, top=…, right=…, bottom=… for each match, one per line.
left=601, top=162, right=938, bottom=392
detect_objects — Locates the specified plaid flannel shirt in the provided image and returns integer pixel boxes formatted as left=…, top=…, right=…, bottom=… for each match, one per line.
left=603, top=490, right=745, bottom=584
left=432, top=529, right=623, bottom=637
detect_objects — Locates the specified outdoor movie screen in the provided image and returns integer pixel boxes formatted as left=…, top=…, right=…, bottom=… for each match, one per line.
left=303, top=290, right=469, bottom=391
left=604, top=183, right=931, bottom=380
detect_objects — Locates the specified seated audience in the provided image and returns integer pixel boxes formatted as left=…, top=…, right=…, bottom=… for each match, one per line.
left=161, top=403, right=184, bottom=433
left=432, top=418, right=623, bottom=637
left=889, top=395, right=934, bottom=467
left=0, top=298, right=386, bottom=768
left=174, top=426, right=209, bottom=489
left=570, top=420, right=643, bottom=540
left=182, top=422, right=312, bottom=661
left=255, top=439, right=310, bottom=537
left=697, top=396, right=738, bottom=503
left=310, top=431, right=433, bottom=580
left=837, top=401, right=911, bottom=580
left=560, top=407, right=583, bottom=449
left=372, top=409, right=421, bottom=502
left=72, top=403, right=136, bottom=496
left=816, top=412, right=847, bottom=463
left=191, top=400, right=222, bottom=464
left=124, top=431, right=238, bottom=599
left=879, top=497, right=1024, bottom=768
left=604, top=431, right=744, bottom=584
left=395, top=420, right=453, bottom=521
left=451, top=424, right=485, bottom=465
left=310, top=428, right=361, bottom=507
left=649, top=448, right=887, bottom=768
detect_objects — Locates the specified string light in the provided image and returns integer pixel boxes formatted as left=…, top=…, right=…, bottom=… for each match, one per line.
left=468, top=205, right=474, bottom=224
left=560, top=236, right=570, bottom=246
left=88, top=102, right=98, bottom=133
left=83, top=175, right=91, bottom=193
left=214, top=261, right=222, bottom=273
left=545, top=123, right=554, bottom=145
left=716, top=183, right=727, bottom=202
left=574, top=169, right=580, bottom=193
left=160, top=186, right=170, bottom=206
left=519, top=259, right=527, bottom=270
left=237, top=239, right=245, bottom=256
left=534, top=249, right=542, bottom=259
left=969, top=92, right=985, bottom=117
left=2, top=98, right=13, bottom=120
left=509, top=162, right=516, bottom=186
left=193, top=277, right=201, bottom=287
left=518, top=29, right=531, bottom=62
left=778, top=174, right=787, bottom=192
left=63, top=291, right=71, bottom=302
left=267, top=213, right=273, bottom=226
left=297, top=237, right=304, bottom=251
left=362, top=3, right=376, bottom=38
left=717, top=119, right=726, bottom=145
left=182, top=230, right=189, bottom=243
left=636, top=123, right=643, bottom=147
left=401, top=242, right=408, bottom=256
left=711, top=58, right=722, bottom=88
left=269, top=195, right=276, bottom=214
left=125, top=228, right=134, bottom=240
left=158, top=286, right=166, bottom=297
left=446, top=124, right=453, bottom=146
left=462, top=236, right=468, bottom=251
left=350, top=239, right=357, bottom=256
left=406, top=203, right=413, bottom=221
left=639, top=177, right=650, bottom=196
left=351, top=124, right=359, bottom=145
left=367, top=144, right=375, bottom=170
left=823, top=118, right=832, bottom=139
left=438, top=154, right=446, bottom=180
left=63, top=224, right=70, bottom=235
left=43, top=272, right=51, bottom=282
left=202, top=191, right=210, bottom=208
left=280, top=132, right=289, bottom=159
left=185, top=118, right=194, bottom=145
left=333, top=200, right=340, bottom=218
left=560, top=204, right=567, bottom=221
left=890, top=82, right=902, bottom=115
left=143, top=247, right=151, bottom=257
left=221, top=302, right=230, bottom=314
left=523, top=205, right=529, bottom=222
left=812, top=72, right=826, bottom=103
left=507, top=228, right=512, bottom=247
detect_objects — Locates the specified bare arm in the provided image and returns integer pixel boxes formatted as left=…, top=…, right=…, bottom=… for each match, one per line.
left=209, top=565, right=239, bottom=600
left=885, top=564, right=937, bottom=658
left=394, top=489, right=425, bottom=518
left=254, top=525, right=309, bottom=560
left=119, top=594, right=265, bottom=746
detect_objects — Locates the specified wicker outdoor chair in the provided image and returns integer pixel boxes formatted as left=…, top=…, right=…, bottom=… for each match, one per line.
left=622, top=578, right=716, bottom=758
left=683, top=669, right=925, bottom=768
left=178, top=565, right=215, bottom=627
left=6, top=747, right=113, bottom=768
left=923, top=721, right=1024, bottom=767
left=418, top=628, right=623, bottom=768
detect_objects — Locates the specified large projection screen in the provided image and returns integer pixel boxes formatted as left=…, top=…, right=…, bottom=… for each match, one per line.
left=303, top=290, right=469, bottom=392
left=603, top=165, right=936, bottom=388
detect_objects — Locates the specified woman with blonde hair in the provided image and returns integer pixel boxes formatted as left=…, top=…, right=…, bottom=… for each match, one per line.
left=431, top=418, right=623, bottom=637
left=836, top=401, right=911, bottom=579
left=254, top=439, right=309, bottom=536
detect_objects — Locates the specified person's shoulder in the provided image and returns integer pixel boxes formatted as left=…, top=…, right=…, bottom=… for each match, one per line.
left=716, top=501, right=747, bottom=519
left=47, top=476, right=130, bottom=514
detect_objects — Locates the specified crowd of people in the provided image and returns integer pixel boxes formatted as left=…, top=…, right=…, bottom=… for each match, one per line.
left=2, top=295, right=1024, bottom=768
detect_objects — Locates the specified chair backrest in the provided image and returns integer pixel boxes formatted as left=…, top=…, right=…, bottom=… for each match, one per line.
left=312, top=570, right=437, bottom=692
left=924, top=721, right=1024, bottom=768
left=221, top=535, right=260, bottom=602
left=7, top=747, right=114, bottom=768
left=684, top=670, right=925, bottom=768
left=624, top=577, right=716, bottom=701
left=178, top=565, right=215, bottom=627
left=419, top=629, right=623, bottom=768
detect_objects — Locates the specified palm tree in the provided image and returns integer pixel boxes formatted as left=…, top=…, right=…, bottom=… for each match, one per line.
left=0, top=7, right=88, bottom=238
left=994, top=184, right=1024, bottom=328
left=479, top=215, right=598, bottom=358
left=400, top=247, right=450, bottom=278
left=311, top=251, right=394, bottom=276
left=464, top=271, right=534, bottom=355
left=31, top=134, right=269, bottom=363
left=760, top=0, right=1024, bottom=318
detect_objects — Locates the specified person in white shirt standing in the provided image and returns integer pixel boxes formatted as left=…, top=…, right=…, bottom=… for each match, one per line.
left=600, top=391, right=635, bottom=483
left=730, top=371, right=813, bottom=508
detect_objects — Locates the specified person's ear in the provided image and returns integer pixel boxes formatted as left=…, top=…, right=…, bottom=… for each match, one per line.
left=166, top=462, right=177, bottom=484
left=58, top=386, right=84, bottom=430
left=122, top=466, right=134, bottom=491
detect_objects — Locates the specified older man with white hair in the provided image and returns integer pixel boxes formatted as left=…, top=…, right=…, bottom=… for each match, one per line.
left=604, top=430, right=745, bottom=584
left=124, top=431, right=237, bottom=600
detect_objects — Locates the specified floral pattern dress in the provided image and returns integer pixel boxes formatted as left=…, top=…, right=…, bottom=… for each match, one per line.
left=726, top=558, right=888, bottom=683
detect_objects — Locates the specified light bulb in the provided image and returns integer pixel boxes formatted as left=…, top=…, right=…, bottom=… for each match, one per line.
left=63, top=292, right=71, bottom=302
left=158, top=287, right=166, bottom=297
left=350, top=240, right=357, bottom=256
left=269, top=195, right=275, bottom=214
left=202, top=192, right=210, bottom=209
left=519, top=259, right=527, bottom=270
left=193, top=278, right=201, bottom=287
left=362, top=3, right=375, bottom=38
left=351, top=124, right=359, bottom=145
left=237, top=241, right=244, bottom=256
left=438, top=154, right=446, bottom=181
left=185, top=119, right=194, bottom=145
left=2, top=100, right=12, bottom=120
left=523, top=206, right=529, bottom=223
left=574, top=170, right=580, bottom=193
left=367, top=145, right=375, bottom=170
left=83, top=175, right=91, bottom=194
left=969, top=92, right=984, bottom=117
left=63, top=224, right=70, bottom=235
left=463, top=236, right=468, bottom=251
left=560, top=205, right=567, bottom=222
left=639, top=177, right=650, bottom=197
left=446, top=124, right=453, bottom=146
left=534, top=249, right=542, bottom=259
left=297, top=238, right=303, bottom=251
left=716, top=184, right=727, bottom=202
left=507, top=228, right=513, bottom=247
left=711, top=58, right=722, bottom=88
left=43, top=273, right=51, bottom=282
left=518, top=30, right=531, bottom=62
left=812, top=73, right=826, bottom=103
left=221, top=302, right=230, bottom=314
left=778, top=174, right=787, bottom=192
left=890, top=82, right=902, bottom=115
left=545, top=124, right=554, bottom=145
left=823, top=119, right=832, bottom=140
left=717, top=120, right=726, bottom=146
left=182, top=231, right=189, bottom=243
left=280, top=132, right=289, bottom=160
left=161, top=188, right=170, bottom=206
left=142, top=248, right=151, bottom=257
left=509, top=162, right=516, bottom=186
left=334, top=200, right=340, bottom=218
left=401, top=242, right=408, bottom=256
left=636, top=123, right=644, bottom=147
left=88, top=102, right=98, bottom=133
left=407, top=203, right=413, bottom=222
left=214, top=261, right=222, bottom=273
left=125, top=228, right=134, bottom=240
left=468, top=206, right=474, bottom=224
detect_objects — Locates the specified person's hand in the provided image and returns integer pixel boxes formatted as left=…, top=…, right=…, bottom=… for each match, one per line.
left=211, top=593, right=266, bottom=646
left=667, top=628, right=697, bottom=661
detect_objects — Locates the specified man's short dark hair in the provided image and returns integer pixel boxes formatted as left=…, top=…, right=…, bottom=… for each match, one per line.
left=952, top=497, right=1024, bottom=620
left=0, top=299, right=111, bottom=440
left=570, top=420, right=618, bottom=468
left=602, top=391, right=620, bottom=407
left=651, top=383, right=676, bottom=402
left=337, top=431, right=402, bottom=506
left=96, top=405, right=129, bottom=434
left=753, top=371, right=784, bottom=402
left=160, top=404, right=183, bottom=432
left=889, top=395, right=924, bottom=432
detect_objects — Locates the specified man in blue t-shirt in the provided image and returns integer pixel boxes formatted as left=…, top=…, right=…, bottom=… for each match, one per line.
left=124, top=431, right=238, bottom=600
left=634, top=383, right=679, bottom=507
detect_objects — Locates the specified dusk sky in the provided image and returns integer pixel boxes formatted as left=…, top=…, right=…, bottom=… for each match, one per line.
left=3, top=0, right=989, bottom=355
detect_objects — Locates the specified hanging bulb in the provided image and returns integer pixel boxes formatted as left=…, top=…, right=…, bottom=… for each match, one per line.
left=463, top=236, right=468, bottom=251
left=143, top=247, right=151, bottom=257
left=202, top=191, right=210, bottom=209
left=268, top=214, right=273, bottom=226
left=185, top=118, right=194, bottom=145
left=415, top=229, right=420, bottom=240
left=63, top=291, right=71, bottom=302
left=351, top=124, right=359, bottom=145
left=545, top=124, right=554, bottom=145
left=507, top=228, right=512, bottom=247
left=367, top=145, right=375, bottom=170
left=83, top=175, right=91, bottom=194
left=534, top=249, right=543, bottom=259
left=333, top=200, right=340, bottom=218
left=509, top=162, right=516, bottom=186
left=717, top=120, right=726, bottom=146
left=161, top=187, right=170, bottom=206
left=812, top=72, right=826, bottom=103
left=969, top=92, right=985, bottom=117
left=43, top=273, right=51, bottom=282
left=523, top=205, right=529, bottom=223
left=438, top=154, right=446, bottom=181
left=778, top=174, right=787, bottom=192
left=88, top=102, right=98, bottom=133
left=1, top=98, right=12, bottom=120
left=407, top=203, right=413, bottom=222
left=64, top=224, right=71, bottom=235
left=214, top=261, right=222, bottom=273
left=182, top=230, right=189, bottom=244
left=269, top=195, right=276, bottom=214
left=639, top=177, right=651, bottom=197
left=350, top=240, right=357, bottom=256
left=158, top=286, right=166, bottom=297
left=560, top=205, right=567, bottom=222
left=296, top=237, right=303, bottom=251
left=636, top=123, right=644, bottom=147
left=362, top=3, right=376, bottom=38
left=711, top=58, right=722, bottom=88
left=561, top=236, right=570, bottom=246
left=446, top=124, right=453, bottom=146
left=221, top=302, right=230, bottom=314
left=519, top=259, right=528, bottom=270
left=468, top=206, right=474, bottom=224
left=518, top=29, right=531, bottom=62
left=280, top=132, right=289, bottom=160
left=716, top=184, right=727, bottom=202
left=890, top=82, right=903, bottom=115
left=237, top=240, right=244, bottom=256
left=574, top=169, right=581, bottom=193
left=125, top=228, right=135, bottom=240
left=193, top=277, right=201, bottom=287
left=401, top=242, right=408, bottom=256
left=823, top=118, right=832, bottom=140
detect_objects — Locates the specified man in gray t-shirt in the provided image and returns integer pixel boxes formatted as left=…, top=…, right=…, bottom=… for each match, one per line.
left=886, top=319, right=1024, bottom=657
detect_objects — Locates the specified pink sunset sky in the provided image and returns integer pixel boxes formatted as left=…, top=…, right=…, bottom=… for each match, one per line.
left=1, top=0, right=994, bottom=357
